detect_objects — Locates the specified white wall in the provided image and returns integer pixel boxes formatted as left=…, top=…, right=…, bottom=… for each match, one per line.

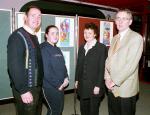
left=0, top=0, right=117, bottom=18
left=0, top=0, right=34, bottom=11
left=99, top=9, right=117, bottom=20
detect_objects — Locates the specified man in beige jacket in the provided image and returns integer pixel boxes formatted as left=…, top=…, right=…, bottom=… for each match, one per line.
left=105, top=9, right=143, bottom=115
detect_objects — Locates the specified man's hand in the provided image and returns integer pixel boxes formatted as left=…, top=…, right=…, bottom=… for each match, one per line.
left=21, top=91, right=33, bottom=104
left=105, top=79, right=115, bottom=90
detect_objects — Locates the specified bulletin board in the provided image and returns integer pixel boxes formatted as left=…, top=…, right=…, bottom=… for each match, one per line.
left=16, top=12, right=77, bottom=90
left=78, top=16, right=116, bottom=47
left=0, top=11, right=116, bottom=100
left=78, top=16, right=100, bottom=46
left=0, top=9, right=12, bottom=100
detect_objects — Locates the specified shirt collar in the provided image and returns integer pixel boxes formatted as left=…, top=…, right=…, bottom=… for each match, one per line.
left=119, top=28, right=129, bottom=41
left=84, top=39, right=97, bottom=51
left=23, top=25, right=36, bottom=35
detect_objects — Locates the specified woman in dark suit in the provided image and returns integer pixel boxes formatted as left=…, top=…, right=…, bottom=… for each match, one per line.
left=75, top=22, right=107, bottom=115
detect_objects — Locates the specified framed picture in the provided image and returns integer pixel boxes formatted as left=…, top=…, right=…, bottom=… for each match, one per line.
left=100, top=21, right=114, bottom=46
left=55, top=17, right=75, bottom=47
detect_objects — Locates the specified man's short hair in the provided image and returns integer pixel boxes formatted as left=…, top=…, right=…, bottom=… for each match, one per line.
left=116, top=9, right=133, bottom=20
left=25, top=5, right=41, bottom=15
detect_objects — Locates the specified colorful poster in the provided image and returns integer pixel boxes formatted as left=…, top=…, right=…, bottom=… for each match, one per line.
left=100, top=21, right=113, bottom=46
left=55, top=17, right=74, bottom=47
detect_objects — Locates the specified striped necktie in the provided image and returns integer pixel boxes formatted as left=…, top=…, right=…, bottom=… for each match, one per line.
left=112, top=34, right=120, bottom=54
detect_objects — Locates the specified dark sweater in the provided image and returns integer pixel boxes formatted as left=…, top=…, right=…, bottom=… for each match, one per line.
left=7, top=27, right=43, bottom=94
left=40, top=42, right=68, bottom=89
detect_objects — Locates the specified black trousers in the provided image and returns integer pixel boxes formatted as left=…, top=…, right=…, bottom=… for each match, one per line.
left=12, top=86, right=43, bottom=115
left=80, top=96, right=102, bottom=115
left=107, top=92, right=137, bottom=115
left=43, top=86, right=64, bottom=115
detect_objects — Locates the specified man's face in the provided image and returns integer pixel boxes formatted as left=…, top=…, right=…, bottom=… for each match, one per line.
left=115, top=11, right=132, bottom=32
left=25, top=8, right=41, bottom=31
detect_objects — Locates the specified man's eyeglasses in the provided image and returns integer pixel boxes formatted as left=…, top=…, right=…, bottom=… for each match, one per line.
left=115, top=17, right=131, bottom=21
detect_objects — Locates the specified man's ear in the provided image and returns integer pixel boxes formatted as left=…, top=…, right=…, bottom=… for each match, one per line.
left=129, top=19, right=133, bottom=26
left=23, top=14, right=27, bottom=24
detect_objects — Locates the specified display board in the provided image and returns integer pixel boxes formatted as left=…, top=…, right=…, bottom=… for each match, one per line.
left=0, top=9, right=12, bottom=100
left=78, top=16, right=100, bottom=46
left=0, top=11, right=77, bottom=100
left=41, top=14, right=76, bottom=90
left=78, top=16, right=115, bottom=47
left=16, top=13, right=76, bottom=90
left=0, top=11, right=115, bottom=100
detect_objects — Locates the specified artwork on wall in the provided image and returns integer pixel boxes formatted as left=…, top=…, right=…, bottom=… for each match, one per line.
left=55, top=17, right=75, bottom=47
left=61, top=51, right=70, bottom=78
left=16, top=12, right=42, bottom=43
left=100, top=21, right=114, bottom=46
left=16, top=13, right=24, bottom=28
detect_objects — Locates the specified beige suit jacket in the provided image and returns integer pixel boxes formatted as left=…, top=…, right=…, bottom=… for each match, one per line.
left=105, top=29, right=143, bottom=98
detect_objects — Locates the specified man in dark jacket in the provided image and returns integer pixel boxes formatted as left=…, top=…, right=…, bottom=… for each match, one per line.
left=7, top=6, right=43, bottom=115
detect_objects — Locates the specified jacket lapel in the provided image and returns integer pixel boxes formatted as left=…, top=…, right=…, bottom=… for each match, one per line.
left=85, top=42, right=98, bottom=56
left=108, top=34, right=120, bottom=57
left=119, top=29, right=131, bottom=49
left=109, top=29, right=132, bottom=57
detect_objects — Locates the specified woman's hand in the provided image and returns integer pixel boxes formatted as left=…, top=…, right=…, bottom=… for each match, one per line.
left=75, top=81, right=78, bottom=89
left=63, top=78, right=69, bottom=88
left=93, top=86, right=100, bottom=95
left=58, top=78, right=69, bottom=91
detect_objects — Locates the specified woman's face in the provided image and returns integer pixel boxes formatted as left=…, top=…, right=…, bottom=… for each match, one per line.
left=84, top=29, right=96, bottom=43
left=46, top=27, right=59, bottom=45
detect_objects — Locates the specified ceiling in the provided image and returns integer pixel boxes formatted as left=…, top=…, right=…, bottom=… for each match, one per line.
left=70, top=0, right=149, bottom=12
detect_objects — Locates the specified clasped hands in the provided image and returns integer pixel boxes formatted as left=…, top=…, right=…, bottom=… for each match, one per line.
left=105, top=78, right=115, bottom=90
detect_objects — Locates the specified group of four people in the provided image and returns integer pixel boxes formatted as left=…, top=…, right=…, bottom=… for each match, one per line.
left=7, top=5, right=143, bottom=115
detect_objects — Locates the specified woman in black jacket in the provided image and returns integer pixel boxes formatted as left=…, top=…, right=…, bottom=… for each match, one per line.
left=75, top=22, right=107, bottom=115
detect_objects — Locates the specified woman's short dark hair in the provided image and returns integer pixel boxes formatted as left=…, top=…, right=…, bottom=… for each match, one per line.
left=44, top=25, right=58, bottom=41
left=84, top=22, right=99, bottom=39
